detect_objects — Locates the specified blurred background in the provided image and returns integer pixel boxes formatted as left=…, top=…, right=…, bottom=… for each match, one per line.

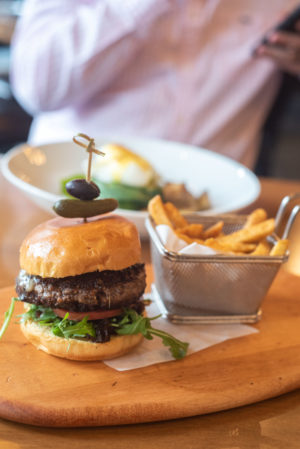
left=0, top=0, right=299, bottom=179
left=0, top=1, right=32, bottom=154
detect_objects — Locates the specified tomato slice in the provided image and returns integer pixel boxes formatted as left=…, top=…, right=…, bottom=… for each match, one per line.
left=53, top=308, right=122, bottom=321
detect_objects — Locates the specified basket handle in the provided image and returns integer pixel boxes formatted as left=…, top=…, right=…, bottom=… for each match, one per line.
left=275, top=193, right=300, bottom=237
left=281, top=205, right=300, bottom=240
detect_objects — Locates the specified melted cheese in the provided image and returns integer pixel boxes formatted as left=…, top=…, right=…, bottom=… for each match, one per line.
left=18, top=270, right=36, bottom=292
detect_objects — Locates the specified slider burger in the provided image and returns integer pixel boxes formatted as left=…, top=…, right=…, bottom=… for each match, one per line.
left=1, top=134, right=188, bottom=360
left=15, top=215, right=147, bottom=361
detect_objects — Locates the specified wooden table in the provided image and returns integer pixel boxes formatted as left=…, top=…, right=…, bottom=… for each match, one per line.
left=1, top=171, right=300, bottom=447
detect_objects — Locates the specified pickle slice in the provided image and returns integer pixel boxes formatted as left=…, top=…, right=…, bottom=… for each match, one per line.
left=53, top=198, right=118, bottom=218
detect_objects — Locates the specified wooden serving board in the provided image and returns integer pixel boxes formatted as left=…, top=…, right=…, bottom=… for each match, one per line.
left=0, top=269, right=300, bottom=428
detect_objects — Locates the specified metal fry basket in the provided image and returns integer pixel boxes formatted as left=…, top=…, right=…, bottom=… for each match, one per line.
left=146, top=194, right=300, bottom=324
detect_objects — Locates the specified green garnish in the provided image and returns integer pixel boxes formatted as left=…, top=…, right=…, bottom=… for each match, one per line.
left=20, top=304, right=96, bottom=340
left=111, top=309, right=189, bottom=360
left=1, top=301, right=189, bottom=360
left=0, top=297, right=17, bottom=340
left=61, top=175, right=162, bottom=210
left=61, top=174, right=85, bottom=196
left=21, top=304, right=57, bottom=323
left=94, top=180, right=162, bottom=210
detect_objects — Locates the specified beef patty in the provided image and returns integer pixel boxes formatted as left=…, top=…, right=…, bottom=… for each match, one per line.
left=16, top=263, right=146, bottom=312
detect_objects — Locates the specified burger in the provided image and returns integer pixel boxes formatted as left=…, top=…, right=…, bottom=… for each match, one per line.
left=1, top=134, right=188, bottom=361
left=15, top=214, right=147, bottom=361
left=3, top=209, right=187, bottom=361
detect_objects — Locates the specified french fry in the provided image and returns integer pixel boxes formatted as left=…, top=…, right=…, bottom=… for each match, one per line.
left=270, top=239, right=289, bottom=256
left=148, top=195, right=173, bottom=228
left=175, top=231, right=203, bottom=245
left=203, top=221, right=224, bottom=239
left=204, top=238, right=256, bottom=254
left=179, top=224, right=204, bottom=239
left=251, top=239, right=271, bottom=255
left=164, top=202, right=188, bottom=228
left=148, top=196, right=288, bottom=257
left=244, top=208, right=267, bottom=228
left=217, top=218, right=275, bottom=244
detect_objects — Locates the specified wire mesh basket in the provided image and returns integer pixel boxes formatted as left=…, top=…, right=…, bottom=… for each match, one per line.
left=146, top=194, right=300, bottom=324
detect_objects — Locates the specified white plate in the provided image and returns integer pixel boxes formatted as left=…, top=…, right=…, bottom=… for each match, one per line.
left=1, top=137, right=260, bottom=239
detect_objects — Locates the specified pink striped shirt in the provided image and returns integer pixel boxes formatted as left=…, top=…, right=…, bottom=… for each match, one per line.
left=10, top=0, right=298, bottom=168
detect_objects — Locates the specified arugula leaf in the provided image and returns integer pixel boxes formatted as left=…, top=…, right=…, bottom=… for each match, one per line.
left=0, top=297, right=17, bottom=340
left=111, top=309, right=189, bottom=359
left=20, top=304, right=95, bottom=339
left=147, top=328, right=189, bottom=360
left=1, top=301, right=189, bottom=359
left=20, top=304, right=57, bottom=324
left=52, top=315, right=96, bottom=339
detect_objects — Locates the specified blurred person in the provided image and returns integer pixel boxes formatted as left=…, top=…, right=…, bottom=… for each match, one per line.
left=9, top=0, right=300, bottom=169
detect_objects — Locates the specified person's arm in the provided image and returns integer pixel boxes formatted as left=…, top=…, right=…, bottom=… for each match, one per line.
left=10, top=0, right=173, bottom=114
left=254, top=21, right=300, bottom=77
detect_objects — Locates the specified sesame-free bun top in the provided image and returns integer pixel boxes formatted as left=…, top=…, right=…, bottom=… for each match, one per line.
left=20, top=215, right=142, bottom=278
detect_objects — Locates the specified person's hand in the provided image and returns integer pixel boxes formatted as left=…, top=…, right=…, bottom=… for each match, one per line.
left=255, top=21, right=300, bottom=76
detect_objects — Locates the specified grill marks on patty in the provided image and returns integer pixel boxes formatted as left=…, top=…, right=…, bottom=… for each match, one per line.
left=16, top=264, right=146, bottom=312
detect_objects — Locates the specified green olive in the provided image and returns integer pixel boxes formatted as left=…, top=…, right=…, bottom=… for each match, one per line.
left=53, top=198, right=118, bottom=218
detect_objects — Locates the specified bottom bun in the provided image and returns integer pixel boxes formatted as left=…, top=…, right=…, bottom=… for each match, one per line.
left=20, top=320, right=144, bottom=361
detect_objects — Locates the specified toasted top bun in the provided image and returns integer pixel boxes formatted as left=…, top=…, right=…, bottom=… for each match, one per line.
left=20, top=214, right=142, bottom=278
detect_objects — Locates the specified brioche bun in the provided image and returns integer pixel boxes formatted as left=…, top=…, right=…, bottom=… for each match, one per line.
left=19, top=214, right=142, bottom=278
left=20, top=319, right=144, bottom=361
